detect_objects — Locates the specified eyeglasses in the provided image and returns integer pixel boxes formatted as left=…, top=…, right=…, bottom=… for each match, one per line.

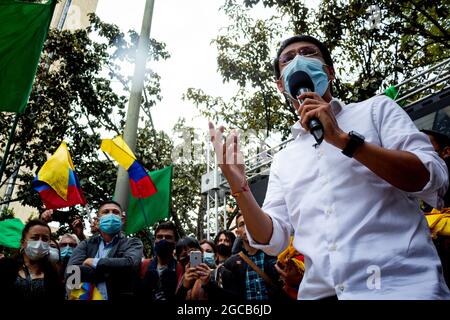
left=60, top=243, right=77, bottom=248
left=279, top=46, right=321, bottom=66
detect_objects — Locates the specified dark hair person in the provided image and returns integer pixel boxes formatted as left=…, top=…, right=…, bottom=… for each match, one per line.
left=0, top=219, right=64, bottom=301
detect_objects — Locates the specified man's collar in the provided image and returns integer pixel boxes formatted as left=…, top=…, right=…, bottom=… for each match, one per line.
left=291, top=97, right=344, bottom=139
left=100, top=232, right=122, bottom=246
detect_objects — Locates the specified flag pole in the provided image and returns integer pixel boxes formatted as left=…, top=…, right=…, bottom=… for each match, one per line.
left=0, top=114, right=20, bottom=185
left=114, top=0, right=156, bottom=212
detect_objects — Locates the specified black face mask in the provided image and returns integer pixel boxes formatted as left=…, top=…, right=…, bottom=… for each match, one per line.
left=178, top=255, right=189, bottom=266
left=216, top=244, right=232, bottom=257
left=154, top=239, right=175, bottom=259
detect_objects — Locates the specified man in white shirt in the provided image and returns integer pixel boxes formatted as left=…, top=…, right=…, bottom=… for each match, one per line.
left=209, top=35, right=450, bottom=299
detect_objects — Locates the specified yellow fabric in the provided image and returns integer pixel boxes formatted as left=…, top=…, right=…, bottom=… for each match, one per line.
left=68, top=282, right=104, bottom=300
left=37, top=141, right=74, bottom=201
left=425, top=208, right=450, bottom=239
left=100, top=135, right=136, bottom=170
left=277, top=237, right=305, bottom=273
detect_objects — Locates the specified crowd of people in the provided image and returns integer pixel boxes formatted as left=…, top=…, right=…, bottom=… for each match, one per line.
left=1, top=34, right=450, bottom=301
left=0, top=200, right=305, bottom=302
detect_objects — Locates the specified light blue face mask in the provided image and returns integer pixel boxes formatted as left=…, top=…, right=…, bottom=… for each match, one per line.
left=203, top=252, right=216, bottom=268
left=60, top=246, right=74, bottom=259
left=281, top=55, right=330, bottom=99
left=99, top=213, right=122, bottom=235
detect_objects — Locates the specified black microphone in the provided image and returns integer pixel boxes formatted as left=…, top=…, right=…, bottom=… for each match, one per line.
left=288, top=71, right=324, bottom=145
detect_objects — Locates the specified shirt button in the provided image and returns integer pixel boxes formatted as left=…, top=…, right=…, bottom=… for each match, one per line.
left=325, top=207, right=333, bottom=215
left=337, top=284, right=345, bottom=292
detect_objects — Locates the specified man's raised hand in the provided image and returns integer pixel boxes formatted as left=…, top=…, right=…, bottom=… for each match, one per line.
left=208, top=122, right=246, bottom=193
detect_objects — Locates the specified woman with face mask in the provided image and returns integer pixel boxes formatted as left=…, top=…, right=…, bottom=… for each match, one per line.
left=0, top=219, right=64, bottom=301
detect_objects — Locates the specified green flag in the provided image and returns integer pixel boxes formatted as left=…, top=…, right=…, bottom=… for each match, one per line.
left=125, top=166, right=173, bottom=235
left=0, top=218, right=24, bottom=249
left=0, top=0, right=56, bottom=113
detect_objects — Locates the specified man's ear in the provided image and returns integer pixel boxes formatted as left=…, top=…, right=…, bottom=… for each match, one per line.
left=325, top=65, right=335, bottom=81
left=442, top=146, right=450, bottom=159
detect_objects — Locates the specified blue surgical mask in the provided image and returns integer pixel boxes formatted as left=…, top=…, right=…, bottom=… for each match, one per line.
left=281, top=55, right=330, bottom=99
left=99, top=213, right=122, bottom=235
left=48, top=247, right=60, bottom=263
left=25, top=240, right=50, bottom=261
left=203, top=252, right=216, bottom=268
left=60, top=246, right=74, bottom=259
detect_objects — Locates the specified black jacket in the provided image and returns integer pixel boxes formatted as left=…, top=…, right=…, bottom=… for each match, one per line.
left=139, top=257, right=182, bottom=301
left=0, top=256, right=64, bottom=301
left=66, top=233, right=143, bottom=301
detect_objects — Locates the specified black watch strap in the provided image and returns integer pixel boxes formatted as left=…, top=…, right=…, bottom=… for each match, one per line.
left=342, top=131, right=365, bottom=158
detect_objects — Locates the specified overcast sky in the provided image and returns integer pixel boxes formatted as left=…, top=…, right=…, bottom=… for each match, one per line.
left=96, top=0, right=238, bottom=134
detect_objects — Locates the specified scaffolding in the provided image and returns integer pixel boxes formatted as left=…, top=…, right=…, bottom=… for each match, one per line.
left=201, top=56, right=450, bottom=239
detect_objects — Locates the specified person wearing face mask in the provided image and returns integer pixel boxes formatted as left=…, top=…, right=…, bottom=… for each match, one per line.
left=420, top=129, right=450, bottom=289
left=178, top=239, right=217, bottom=301
left=0, top=219, right=63, bottom=301
left=59, top=234, right=78, bottom=263
left=200, top=239, right=217, bottom=269
left=138, top=221, right=183, bottom=301
left=214, top=230, right=236, bottom=265
left=209, top=34, right=450, bottom=299
left=66, top=200, right=143, bottom=301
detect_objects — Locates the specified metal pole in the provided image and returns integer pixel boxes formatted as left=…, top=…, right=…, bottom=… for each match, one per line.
left=0, top=114, right=19, bottom=185
left=215, top=190, right=218, bottom=236
left=223, top=192, right=227, bottom=230
left=214, top=154, right=218, bottom=236
left=206, top=194, right=210, bottom=240
left=206, top=137, right=210, bottom=240
left=114, top=0, right=156, bottom=211
left=0, top=158, right=20, bottom=212
left=394, top=57, right=450, bottom=89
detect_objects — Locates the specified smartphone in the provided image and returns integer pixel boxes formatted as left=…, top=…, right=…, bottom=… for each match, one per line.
left=189, top=250, right=202, bottom=267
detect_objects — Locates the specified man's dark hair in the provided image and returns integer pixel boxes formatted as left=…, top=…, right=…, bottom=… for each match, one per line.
left=273, top=35, right=334, bottom=80
left=21, top=219, right=51, bottom=242
left=421, top=129, right=450, bottom=150
left=98, top=200, right=123, bottom=212
left=214, top=230, right=236, bottom=246
left=155, top=221, right=179, bottom=242
left=175, top=236, right=201, bottom=258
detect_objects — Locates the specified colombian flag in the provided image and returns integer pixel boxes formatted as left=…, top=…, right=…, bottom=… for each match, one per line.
left=32, top=142, right=87, bottom=209
left=101, top=136, right=157, bottom=198
left=68, top=282, right=104, bottom=300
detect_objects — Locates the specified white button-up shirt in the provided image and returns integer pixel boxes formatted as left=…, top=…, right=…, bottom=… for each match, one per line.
left=247, top=95, right=450, bottom=299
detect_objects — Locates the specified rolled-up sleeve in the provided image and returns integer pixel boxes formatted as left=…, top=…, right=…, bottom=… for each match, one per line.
left=372, top=95, right=449, bottom=208
left=246, top=154, right=292, bottom=256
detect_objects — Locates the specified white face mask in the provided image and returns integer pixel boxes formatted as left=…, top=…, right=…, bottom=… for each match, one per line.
left=24, top=240, right=50, bottom=261
left=48, top=247, right=60, bottom=263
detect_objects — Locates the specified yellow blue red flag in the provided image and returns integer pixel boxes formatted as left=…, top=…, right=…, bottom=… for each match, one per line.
left=101, top=136, right=157, bottom=198
left=32, top=142, right=87, bottom=209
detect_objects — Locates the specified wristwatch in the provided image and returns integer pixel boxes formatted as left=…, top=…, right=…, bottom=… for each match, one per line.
left=342, top=131, right=365, bottom=158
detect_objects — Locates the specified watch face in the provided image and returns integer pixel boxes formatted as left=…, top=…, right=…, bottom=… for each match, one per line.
left=350, top=131, right=365, bottom=140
